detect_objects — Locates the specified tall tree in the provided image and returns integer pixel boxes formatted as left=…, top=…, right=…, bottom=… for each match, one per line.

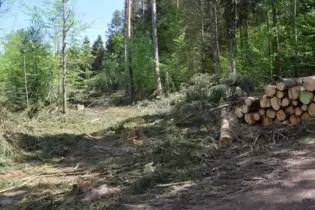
left=61, top=0, right=74, bottom=114
left=229, top=0, right=237, bottom=74
left=272, top=0, right=281, bottom=80
left=124, top=0, right=135, bottom=102
left=62, top=0, right=67, bottom=114
left=91, top=35, right=105, bottom=73
left=211, top=0, right=220, bottom=73
left=151, top=0, right=163, bottom=98
left=107, top=10, right=123, bottom=35
left=293, top=0, right=298, bottom=77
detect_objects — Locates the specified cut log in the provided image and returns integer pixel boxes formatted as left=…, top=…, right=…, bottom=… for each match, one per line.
left=262, top=116, right=273, bottom=126
left=244, top=113, right=256, bottom=125
left=245, top=97, right=260, bottom=107
left=276, top=78, right=304, bottom=90
left=301, top=112, right=310, bottom=121
left=285, top=106, right=295, bottom=115
left=276, top=91, right=287, bottom=99
left=276, top=109, right=287, bottom=121
left=241, top=104, right=259, bottom=113
left=299, top=90, right=314, bottom=105
left=288, top=86, right=301, bottom=100
left=281, top=97, right=290, bottom=107
left=303, top=75, right=315, bottom=91
left=301, top=104, right=308, bottom=111
left=235, top=107, right=243, bottom=118
left=259, top=108, right=266, bottom=116
left=266, top=109, right=276, bottom=119
left=260, top=95, right=270, bottom=108
left=253, top=112, right=261, bottom=121
left=219, top=108, right=233, bottom=146
left=264, top=85, right=277, bottom=97
left=291, top=100, right=299, bottom=107
left=270, top=96, right=282, bottom=111
left=307, top=103, right=315, bottom=116
left=289, top=115, right=301, bottom=126
left=295, top=107, right=303, bottom=116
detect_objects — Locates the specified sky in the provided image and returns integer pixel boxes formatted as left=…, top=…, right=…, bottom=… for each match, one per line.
left=1, top=0, right=124, bottom=44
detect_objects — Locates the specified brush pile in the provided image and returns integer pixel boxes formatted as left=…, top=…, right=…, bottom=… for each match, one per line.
left=235, top=76, right=315, bottom=126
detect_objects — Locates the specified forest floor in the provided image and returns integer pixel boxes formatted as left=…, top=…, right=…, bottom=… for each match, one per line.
left=1, top=94, right=315, bottom=209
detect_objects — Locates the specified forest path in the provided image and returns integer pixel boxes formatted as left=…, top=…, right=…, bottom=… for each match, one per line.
left=116, top=139, right=315, bottom=210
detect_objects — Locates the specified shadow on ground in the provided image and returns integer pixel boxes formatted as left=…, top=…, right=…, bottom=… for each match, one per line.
left=2, top=110, right=315, bottom=210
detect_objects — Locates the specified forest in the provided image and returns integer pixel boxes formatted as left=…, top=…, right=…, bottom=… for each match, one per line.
left=2, top=0, right=315, bottom=113
left=1, top=0, right=315, bottom=209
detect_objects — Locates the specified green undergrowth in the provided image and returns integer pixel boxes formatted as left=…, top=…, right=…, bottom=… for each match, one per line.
left=131, top=137, right=206, bottom=194
left=0, top=137, right=24, bottom=166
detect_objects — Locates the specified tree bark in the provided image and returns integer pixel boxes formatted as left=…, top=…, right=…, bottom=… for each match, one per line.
left=152, top=0, right=163, bottom=98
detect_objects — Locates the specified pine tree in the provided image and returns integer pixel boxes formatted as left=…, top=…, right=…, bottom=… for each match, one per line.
left=91, top=35, right=105, bottom=73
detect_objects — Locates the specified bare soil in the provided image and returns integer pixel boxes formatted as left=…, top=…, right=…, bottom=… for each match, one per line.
left=1, top=104, right=315, bottom=210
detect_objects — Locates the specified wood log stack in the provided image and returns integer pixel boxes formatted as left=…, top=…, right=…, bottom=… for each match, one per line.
left=235, top=76, right=315, bottom=126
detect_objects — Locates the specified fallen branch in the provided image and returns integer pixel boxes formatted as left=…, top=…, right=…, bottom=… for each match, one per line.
left=156, top=181, right=193, bottom=187
left=0, top=176, right=36, bottom=194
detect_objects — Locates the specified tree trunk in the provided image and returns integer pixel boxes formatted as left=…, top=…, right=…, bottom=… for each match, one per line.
left=229, top=0, right=237, bottom=74
left=293, top=0, right=298, bottom=77
left=124, top=0, right=129, bottom=95
left=57, top=38, right=62, bottom=95
left=266, top=3, right=273, bottom=79
left=23, top=53, right=29, bottom=109
left=272, top=1, right=281, bottom=80
left=62, top=0, right=67, bottom=114
left=124, top=0, right=135, bottom=102
left=128, top=0, right=135, bottom=103
left=152, top=0, right=163, bottom=98
left=142, top=0, right=145, bottom=15
left=200, top=0, right=206, bottom=73
left=213, top=0, right=220, bottom=73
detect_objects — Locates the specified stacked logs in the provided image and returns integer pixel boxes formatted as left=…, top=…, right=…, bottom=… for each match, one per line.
left=235, top=76, right=315, bottom=126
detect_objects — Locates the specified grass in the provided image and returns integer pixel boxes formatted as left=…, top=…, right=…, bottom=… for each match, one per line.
left=2, top=85, right=294, bottom=209
left=0, top=138, right=24, bottom=166
left=0, top=99, right=217, bottom=210
left=131, top=137, right=205, bottom=194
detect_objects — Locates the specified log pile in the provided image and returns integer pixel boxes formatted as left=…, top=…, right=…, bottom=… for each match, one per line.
left=235, top=76, right=315, bottom=126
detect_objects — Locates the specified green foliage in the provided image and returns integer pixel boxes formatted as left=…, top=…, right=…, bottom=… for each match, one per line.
left=166, top=26, right=192, bottom=88
left=0, top=139, right=23, bottom=166
left=94, top=53, right=123, bottom=92
left=132, top=138, right=203, bottom=193
left=91, top=35, right=105, bottom=73
left=184, top=73, right=254, bottom=104
left=130, top=32, right=155, bottom=98
left=2, top=31, right=56, bottom=111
